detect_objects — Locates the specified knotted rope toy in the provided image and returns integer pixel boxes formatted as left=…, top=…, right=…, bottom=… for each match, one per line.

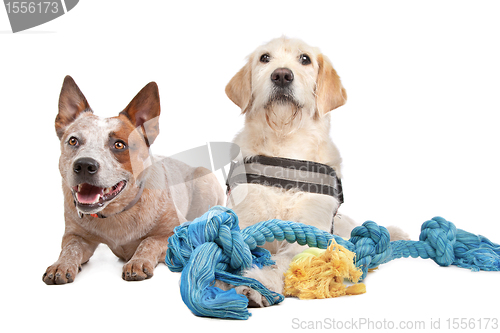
left=166, top=206, right=500, bottom=320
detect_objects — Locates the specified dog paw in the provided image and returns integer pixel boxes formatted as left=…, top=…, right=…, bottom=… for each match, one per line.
left=43, top=262, right=81, bottom=285
left=235, top=286, right=270, bottom=307
left=122, top=259, right=154, bottom=281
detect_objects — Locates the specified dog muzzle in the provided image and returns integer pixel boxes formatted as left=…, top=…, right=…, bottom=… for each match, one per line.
left=75, top=181, right=145, bottom=219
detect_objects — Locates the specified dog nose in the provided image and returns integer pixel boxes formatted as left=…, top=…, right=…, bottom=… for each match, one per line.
left=271, top=68, right=294, bottom=87
left=73, top=158, right=100, bottom=176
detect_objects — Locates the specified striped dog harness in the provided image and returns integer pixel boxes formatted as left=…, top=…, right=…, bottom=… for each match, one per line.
left=226, top=155, right=343, bottom=204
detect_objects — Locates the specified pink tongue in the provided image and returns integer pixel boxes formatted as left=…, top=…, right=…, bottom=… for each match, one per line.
left=77, top=183, right=104, bottom=204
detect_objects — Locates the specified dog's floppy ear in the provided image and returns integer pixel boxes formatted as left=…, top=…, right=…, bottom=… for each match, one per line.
left=55, top=76, right=92, bottom=139
left=225, top=58, right=252, bottom=114
left=120, top=82, right=160, bottom=147
left=315, top=54, right=347, bottom=116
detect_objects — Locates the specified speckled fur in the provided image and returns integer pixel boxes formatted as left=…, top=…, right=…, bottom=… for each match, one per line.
left=43, top=77, right=224, bottom=284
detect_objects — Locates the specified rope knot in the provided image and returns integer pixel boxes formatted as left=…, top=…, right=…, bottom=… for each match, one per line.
left=419, top=216, right=456, bottom=266
left=349, top=221, right=391, bottom=278
left=208, top=209, right=253, bottom=271
left=167, top=208, right=500, bottom=320
left=166, top=206, right=252, bottom=272
left=165, top=206, right=285, bottom=320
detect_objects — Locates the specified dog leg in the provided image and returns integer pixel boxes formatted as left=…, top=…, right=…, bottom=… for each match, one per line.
left=212, top=279, right=273, bottom=308
left=122, top=235, right=170, bottom=281
left=43, top=234, right=98, bottom=285
left=236, top=256, right=294, bottom=307
left=122, top=200, right=182, bottom=281
left=236, top=242, right=303, bottom=307
left=235, top=285, right=271, bottom=308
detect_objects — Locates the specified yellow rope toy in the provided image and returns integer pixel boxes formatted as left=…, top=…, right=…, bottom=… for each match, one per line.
left=284, top=241, right=366, bottom=299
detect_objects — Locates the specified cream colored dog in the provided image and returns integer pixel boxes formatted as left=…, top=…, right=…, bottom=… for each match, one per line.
left=223, top=37, right=407, bottom=306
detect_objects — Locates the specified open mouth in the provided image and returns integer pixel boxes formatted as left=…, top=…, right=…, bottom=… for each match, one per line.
left=72, top=181, right=126, bottom=209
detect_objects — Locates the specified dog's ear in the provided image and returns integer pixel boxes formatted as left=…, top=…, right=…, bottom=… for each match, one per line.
left=120, top=82, right=160, bottom=147
left=315, top=54, right=347, bottom=116
left=56, top=76, right=92, bottom=139
left=225, top=58, right=252, bottom=114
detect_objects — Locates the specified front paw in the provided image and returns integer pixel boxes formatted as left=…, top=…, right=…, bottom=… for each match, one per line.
left=122, top=259, right=154, bottom=281
left=43, top=262, right=81, bottom=285
left=235, top=286, right=270, bottom=308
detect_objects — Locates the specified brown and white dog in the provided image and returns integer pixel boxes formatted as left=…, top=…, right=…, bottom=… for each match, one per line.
left=223, top=37, right=407, bottom=306
left=43, top=76, right=224, bottom=284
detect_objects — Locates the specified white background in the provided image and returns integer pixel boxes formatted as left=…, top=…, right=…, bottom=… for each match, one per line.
left=1, top=1, right=500, bottom=332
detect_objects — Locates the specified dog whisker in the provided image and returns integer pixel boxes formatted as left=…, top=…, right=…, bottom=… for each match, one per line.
left=45, top=76, right=224, bottom=285
left=226, top=37, right=351, bottom=302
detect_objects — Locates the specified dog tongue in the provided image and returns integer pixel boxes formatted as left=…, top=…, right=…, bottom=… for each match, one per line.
left=77, top=183, right=104, bottom=204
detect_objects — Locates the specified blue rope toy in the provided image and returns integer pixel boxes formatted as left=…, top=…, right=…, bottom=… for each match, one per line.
left=166, top=206, right=500, bottom=320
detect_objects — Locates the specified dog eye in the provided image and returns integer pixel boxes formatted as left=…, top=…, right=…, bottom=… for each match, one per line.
left=299, top=54, right=311, bottom=65
left=68, top=137, right=79, bottom=146
left=114, top=141, right=126, bottom=150
left=260, top=53, right=270, bottom=63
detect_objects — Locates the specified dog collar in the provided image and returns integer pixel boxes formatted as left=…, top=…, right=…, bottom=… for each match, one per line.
left=76, top=181, right=145, bottom=219
left=226, top=155, right=343, bottom=204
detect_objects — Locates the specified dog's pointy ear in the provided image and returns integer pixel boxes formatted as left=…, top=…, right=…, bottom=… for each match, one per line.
left=315, top=54, right=347, bottom=116
left=120, top=82, right=160, bottom=147
left=55, top=76, right=92, bottom=139
left=225, top=57, right=252, bottom=114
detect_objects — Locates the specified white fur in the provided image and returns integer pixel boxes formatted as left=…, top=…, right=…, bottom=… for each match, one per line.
left=224, top=37, right=346, bottom=306
left=60, top=114, right=127, bottom=192
left=225, top=37, right=407, bottom=306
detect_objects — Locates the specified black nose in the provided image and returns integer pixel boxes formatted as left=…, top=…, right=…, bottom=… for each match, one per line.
left=271, top=68, right=294, bottom=87
left=73, top=157, right=100, bottom=176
